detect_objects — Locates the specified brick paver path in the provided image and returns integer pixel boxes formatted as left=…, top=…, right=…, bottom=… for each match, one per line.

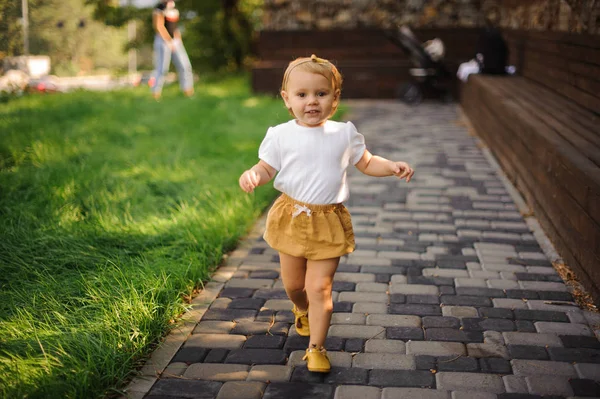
left=125, top=101, right=600, bottom=399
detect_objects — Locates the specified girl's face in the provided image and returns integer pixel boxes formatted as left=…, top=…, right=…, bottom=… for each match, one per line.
left=281, top=70, right=339, bottom=128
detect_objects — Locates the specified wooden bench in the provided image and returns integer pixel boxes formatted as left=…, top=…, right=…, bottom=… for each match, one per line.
left=460, top=30, right=600, bottom=303
left=252, top=28, right=480, bottom=98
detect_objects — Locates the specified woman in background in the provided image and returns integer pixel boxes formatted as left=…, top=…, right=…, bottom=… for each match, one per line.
left=150, top=0, right=194, bottom=100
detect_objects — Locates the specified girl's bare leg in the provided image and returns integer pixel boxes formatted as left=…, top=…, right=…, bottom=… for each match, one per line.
left=305, top=257, right=340, bottom=347
left=279, top=252, right=309, bottom=311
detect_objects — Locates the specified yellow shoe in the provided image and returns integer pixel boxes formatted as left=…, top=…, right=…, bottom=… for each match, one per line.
left=302, top=346, right=330, bottom=373
left=292, top=305, right=310, bottom=336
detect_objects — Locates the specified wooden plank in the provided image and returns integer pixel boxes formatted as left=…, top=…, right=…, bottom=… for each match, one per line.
left=524, top=56, right=600, bottom=102
left=462, top=79, right=600, bottom=264
left=472, top=76, right=600, bottom=226
left=461, top=77, right=600, bottom=302
left=523, top=38, right=600, bottom=66
left=499, top=77, right=600, bottom=148
left=522, top=62, right=600, bottom=115
left=526, top=50, right=600, bottom=84
left=526, top=30, right=600, bottom=50
left=491, top=77, right=600, bottom=166
left=500, top=74, right=600, bottom=135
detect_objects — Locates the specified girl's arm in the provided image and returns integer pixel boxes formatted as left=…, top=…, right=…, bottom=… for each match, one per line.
left=355, top=149, right=414, bottom=182
left=239, top=160, right=277, bottom=193
left=153, top=12, right=174, bottom=45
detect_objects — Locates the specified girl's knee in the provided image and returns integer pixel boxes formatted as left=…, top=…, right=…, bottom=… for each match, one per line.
left=306, top=281, right=333, bottom=301
left=283, top=281, right=305, bottom=295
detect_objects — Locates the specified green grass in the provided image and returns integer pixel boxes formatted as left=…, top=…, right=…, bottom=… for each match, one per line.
left=0, top=75, right=290, bottom=398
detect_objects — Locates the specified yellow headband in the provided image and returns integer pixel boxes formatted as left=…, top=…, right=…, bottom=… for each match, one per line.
left=282, top=54, right=333, bottom=90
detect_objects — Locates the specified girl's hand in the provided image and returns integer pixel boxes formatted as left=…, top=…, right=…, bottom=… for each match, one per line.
left=239, top=169, right=260, bottom=193
left=391, top=161, right=414, bottom=183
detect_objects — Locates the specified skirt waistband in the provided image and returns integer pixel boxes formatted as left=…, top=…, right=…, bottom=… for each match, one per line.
left=280, top=193, right=344, bottom=213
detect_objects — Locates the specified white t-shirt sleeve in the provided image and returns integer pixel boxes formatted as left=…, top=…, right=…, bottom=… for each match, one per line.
left=258, top=127, right=281, bottom=171
left=347, top=121, right=367, bottom=165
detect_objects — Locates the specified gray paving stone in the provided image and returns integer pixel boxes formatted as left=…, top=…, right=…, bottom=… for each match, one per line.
left=518, top=281, right=568, bottom=292
left=390, top=304, right=442, bottom=316
left=451, top=391, right=497, bottom=399
left=507, top=345, right=549, bottom=360
left=353, top=353, right=416, bottom=370
left=329, top=325, right=386, bottom=339
left=324, top=367, right=369, bottom=385
left=183, top=363, right=249, bottom=381
left=502, top=332, right=563, bottom=347
left=426, top=328, right=483, bottom=343
left=437, top=356, right=479, bottom=372
left=436, top=372, right=505, bottom=393
left=503, top=375, right=528, bottom=393
left=262, top=382, right=334, bottom=399
left=547, top=347, right=600, bottom=363
left=357, top=282, right=390, bottom=292
left=388, top=327, right=425, bottom=340
left=442, top=306, right=479, bottom=318
left=407, top=295, right=440, bottom=304
left=210, top=297, right=232, bottom=309
left=215, top=381, right=265, bottom=399
left=335, top=272, right=377, bottom=282
left=332, top=313, right=367, bottom=325
left=525, top=376, right=574, bottom=397
left=162, top=362, right=187, bottom=378
left=193, top=321, right=235, bottom=334
left=367, top=314, right=422, bottom=327
left=569, top=378, right=600, bottom=397
left=354, top=303, right=389, bottom=314
left=487, top=280, right=520, bottom=290
left=535, top=322, right=594, bottom=336
left=390, top=275, right=409, bottom=283
left=369, top=369, right=435, bottom=388
left=511, top=359, right=577, bottom=377
left=526, top=300, right=582, bottom=312
left=513, top=309, right=568, bottom=322
left=338, top=292, right=389, bottom=302
left=423, top=316, right=461, bottom=328
left=406, top=341, right=466, bottom=356
left=149, top=379, right=223, bottom=398
left=334, top=385, right=382, bottom=399
left=479, top=358, right=511, bottom=374
left=184, top=334, right=246, bottom=349
left=365, top=340, right=407, bottom=353
left=422, top=268, right=469, bottom=278
left=225, top=278, right=274, bottom=289
left=225, top=349, right=286, bottom=365
left=247, top=365, right=292, bottom=382
left=382, top=387, right=451, bottom=399
left=389, top=284, right=439, bottom=295
left=574, top=363, right=600, bottom=381
left=490, top=299, right=527, bottom=310
left=466, top=343, right=509, bottom=359
left=263, top=299, right=292, bottom=310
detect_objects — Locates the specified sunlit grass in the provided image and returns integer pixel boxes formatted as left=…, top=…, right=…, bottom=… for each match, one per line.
left=0, top=75, right=290, bottom=398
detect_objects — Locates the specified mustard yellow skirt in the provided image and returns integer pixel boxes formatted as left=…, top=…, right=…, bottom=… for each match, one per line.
left=263, top=194, right=355, bottom=260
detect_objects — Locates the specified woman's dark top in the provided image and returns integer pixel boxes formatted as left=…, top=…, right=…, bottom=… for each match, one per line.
left=155, top=1, right=180, bottom=38
left=475, top=26, right=508, bottom=74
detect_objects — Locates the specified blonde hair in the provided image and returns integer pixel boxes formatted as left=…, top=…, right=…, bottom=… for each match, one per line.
left=281, top=54, right=343, bottom=117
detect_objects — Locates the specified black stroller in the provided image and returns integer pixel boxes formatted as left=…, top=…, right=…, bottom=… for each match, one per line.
left=384, top=26, right=453, bottom=104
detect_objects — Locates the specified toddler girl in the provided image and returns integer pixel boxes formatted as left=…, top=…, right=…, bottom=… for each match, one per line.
left=239, top=54, right=414, bottom=373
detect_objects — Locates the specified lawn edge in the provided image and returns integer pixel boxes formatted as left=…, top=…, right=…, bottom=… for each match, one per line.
left=119, top=207, right=270, bottom=399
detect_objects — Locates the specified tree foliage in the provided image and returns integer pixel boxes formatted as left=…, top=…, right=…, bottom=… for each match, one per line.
left=1, top=0, right=129, bottom=75
left=178, top=0, right=263, bottom=71
left=85, top=0, right=264, bottom=72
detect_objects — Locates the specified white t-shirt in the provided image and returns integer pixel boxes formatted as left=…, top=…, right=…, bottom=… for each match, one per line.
left=258, top=119, right=366, bottom=205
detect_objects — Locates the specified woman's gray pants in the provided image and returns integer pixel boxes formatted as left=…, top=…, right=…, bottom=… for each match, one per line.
left=152, top=34, right=193, bottom=94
